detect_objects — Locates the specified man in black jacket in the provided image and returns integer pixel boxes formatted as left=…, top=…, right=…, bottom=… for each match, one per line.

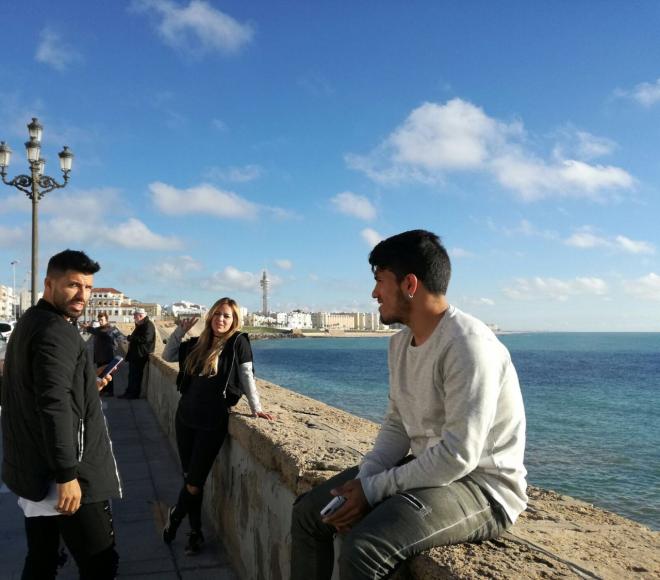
left=1, top=249, right=122, bottom=579
left=119, top=308, right=155, bottom=399
left=84, top=312, right=123, bottom=396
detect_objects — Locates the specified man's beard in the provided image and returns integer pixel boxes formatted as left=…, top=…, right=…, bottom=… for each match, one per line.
left=53, top=295, right=85, bottom=320
left=379, top=290, right=410, bottom=326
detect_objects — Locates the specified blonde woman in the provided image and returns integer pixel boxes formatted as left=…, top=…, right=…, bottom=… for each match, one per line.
left=161, top=297, right=273, bottom=555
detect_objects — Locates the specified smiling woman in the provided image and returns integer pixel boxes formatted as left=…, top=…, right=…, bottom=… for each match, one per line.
left=160, top=297, right=274, bottom=556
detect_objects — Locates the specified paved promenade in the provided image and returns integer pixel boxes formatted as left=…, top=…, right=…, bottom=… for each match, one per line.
left=0, top=364, right=236, bottom=579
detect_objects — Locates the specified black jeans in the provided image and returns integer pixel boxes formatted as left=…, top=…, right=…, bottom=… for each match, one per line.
left=125, top=356, right=148, bottom=397
left=175, top=413, right=229, bottom=488
left=22, top=500, right=118, bottom=580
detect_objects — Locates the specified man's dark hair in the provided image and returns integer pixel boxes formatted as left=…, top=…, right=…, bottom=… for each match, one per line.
left=368, top=230, right=451, bottom=295
left=46, top=249, right=100, bottom=277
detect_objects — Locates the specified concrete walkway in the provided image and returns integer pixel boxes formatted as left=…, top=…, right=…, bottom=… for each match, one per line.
left=0, top=368, right=236, bottom=579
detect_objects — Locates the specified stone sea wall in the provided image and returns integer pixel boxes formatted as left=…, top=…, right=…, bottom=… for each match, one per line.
left=143, top=353, right=659, bottom=580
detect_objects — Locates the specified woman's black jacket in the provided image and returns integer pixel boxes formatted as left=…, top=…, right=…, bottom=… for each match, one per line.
left=176, top=331, right=252, bottom=405
left=0, top=300, right=122, bottom=502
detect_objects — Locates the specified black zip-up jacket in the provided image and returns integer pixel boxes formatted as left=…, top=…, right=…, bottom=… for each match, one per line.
left=175, top=331, right=250, bottom=405
left=1, top=300, right=122, bottom=502
left=125, top=317, right=155, bottom=362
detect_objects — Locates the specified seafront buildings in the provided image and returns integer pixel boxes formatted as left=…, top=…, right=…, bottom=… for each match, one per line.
left=86, top=287, right=161, bottom=323
left=2, top=284, right=497, bottom=333
left=0, top=284, right=14, bottom=319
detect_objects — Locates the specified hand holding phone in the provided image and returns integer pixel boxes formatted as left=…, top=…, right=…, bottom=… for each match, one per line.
left=320, top=495, right=346, bottom=518
left=100, top=356, right=124, bottom=379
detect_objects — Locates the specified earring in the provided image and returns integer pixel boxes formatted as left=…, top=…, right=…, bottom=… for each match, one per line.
left=408, top=293, right=414, bottom=300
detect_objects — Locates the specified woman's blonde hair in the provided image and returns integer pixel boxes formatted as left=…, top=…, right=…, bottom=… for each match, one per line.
left=183, top=297, right=241, bottom=377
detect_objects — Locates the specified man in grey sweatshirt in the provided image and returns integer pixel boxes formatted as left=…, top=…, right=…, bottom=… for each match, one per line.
left=291, top=229, right=527, bottom=580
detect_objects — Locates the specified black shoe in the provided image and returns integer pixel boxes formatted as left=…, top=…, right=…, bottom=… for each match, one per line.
left=162, top=506, right=181, bottom=544
left=184, top=529, right=204, bottom=555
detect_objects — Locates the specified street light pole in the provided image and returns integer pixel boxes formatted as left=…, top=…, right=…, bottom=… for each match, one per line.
left=0, top=118, right=74, bottom=306
left=10, top=259, right=19, bottom=319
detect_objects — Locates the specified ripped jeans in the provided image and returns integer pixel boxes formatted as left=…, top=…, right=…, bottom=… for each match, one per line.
left=290, top=465, right=510, bottom=580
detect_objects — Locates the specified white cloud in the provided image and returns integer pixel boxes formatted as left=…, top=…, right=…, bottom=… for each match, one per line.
left=622, top=273, right=660, bottom=301
left=449, top=247, right=473, bottom=258
left=131, top=0, right=254, bottom=56
left=298, top=72, right=335, bottom=97
left=488, top=218, right=558, bottom=240
left=0, top=192, right=32, bottom=213
left=565, top=230, right=609, bottom=249
left=361, top=228, right=383, bottom=248
left=574, top=131, right=616, bottom=159
left=212, top=118, right=227, bottom=131
left=490, top=155, right=634, bottom=202
left=45, top=216, right=181, bottom=250
left=0, top=225, right=23, bottom=246
left=552, top=128, right=616, bottom=160
left=150, top=181, right=296, bottom=220
left=35, top=189, right=183, bottom=251
left=347, top=98, right=635, bottom=201
left=35, top=28, right=82, bottom=71
left=479, top=297, right=495, bottom=306
left=331, top=191, right=377, bottom=221
left=275, top=259, right=293, bottom=270
left=201, top=266, right=279, bottom=293
left=618, top=78, right=660, bottom=107
left=503, top=276, right=608, bottom=302
left=205, top=164, right=263, bottom=183
left=151, top=255, right=203, bottom=280
left=614, top=235, right=655, bottom=255
left=150, top=181, right=259, bottom=219
left=113, top=218, right=182, bottom=250
left=565, top=228, right=655, bottom=254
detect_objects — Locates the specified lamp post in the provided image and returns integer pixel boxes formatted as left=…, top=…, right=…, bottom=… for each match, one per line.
left=0, top=118, right=74, bottom=306
left=10, top=259, right=19, bottom=320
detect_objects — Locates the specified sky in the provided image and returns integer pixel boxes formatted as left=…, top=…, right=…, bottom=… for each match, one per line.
left=1, top=1, right=659, bottom=331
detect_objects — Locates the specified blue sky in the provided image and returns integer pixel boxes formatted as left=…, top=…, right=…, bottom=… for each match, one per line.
left=1, top=1, right=659, bottom=330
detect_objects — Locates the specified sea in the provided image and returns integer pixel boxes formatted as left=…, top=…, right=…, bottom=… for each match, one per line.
left=252, top=332, right=660, bottom=531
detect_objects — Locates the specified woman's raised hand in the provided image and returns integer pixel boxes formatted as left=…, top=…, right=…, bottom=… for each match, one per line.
left=179, top=317, right=199, bottom=334
left=253, top=411, right=275, bottom=421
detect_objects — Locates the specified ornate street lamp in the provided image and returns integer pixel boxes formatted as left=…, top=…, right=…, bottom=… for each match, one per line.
left=0, top=118, right=74, bottom=306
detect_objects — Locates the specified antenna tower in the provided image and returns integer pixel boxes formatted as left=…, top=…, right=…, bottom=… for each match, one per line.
left=260, top=270, right=270, bottom=315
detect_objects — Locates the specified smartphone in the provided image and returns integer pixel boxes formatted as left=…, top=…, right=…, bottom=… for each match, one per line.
left=101, top=356, right=124, bottom=378
left=320, top=496, right=346, bottom=518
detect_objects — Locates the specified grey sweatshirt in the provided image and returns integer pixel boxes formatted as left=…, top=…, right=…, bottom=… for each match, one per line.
left=357, top=305, right=527, bottom=523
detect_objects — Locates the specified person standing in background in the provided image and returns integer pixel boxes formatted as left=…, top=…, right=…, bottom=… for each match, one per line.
left=84, top=311, right=123, bottom=396
left=119, top=308, right=155, bottom=399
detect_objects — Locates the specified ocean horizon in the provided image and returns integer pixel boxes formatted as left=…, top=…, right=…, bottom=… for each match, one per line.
left=252, top=332, right=660, bottom=531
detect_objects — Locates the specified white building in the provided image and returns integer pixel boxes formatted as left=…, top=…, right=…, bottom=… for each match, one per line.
left=168, top=301, right=206, bottom=318
left=311, top=311, right=388, bottom=331
left=276, top=310, right=313, bottom=329
left=0, top=284, right=14, bottom=320
left=245, top=312, right=277, bottom=327
left=87, top=288, right=147, bottom=323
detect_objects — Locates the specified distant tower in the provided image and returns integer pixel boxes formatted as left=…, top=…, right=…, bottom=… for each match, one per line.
left=260, top=270, right=270, bottom=315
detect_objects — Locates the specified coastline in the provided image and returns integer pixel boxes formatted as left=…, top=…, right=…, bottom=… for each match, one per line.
left=300, top=330, right=397, bottom=338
